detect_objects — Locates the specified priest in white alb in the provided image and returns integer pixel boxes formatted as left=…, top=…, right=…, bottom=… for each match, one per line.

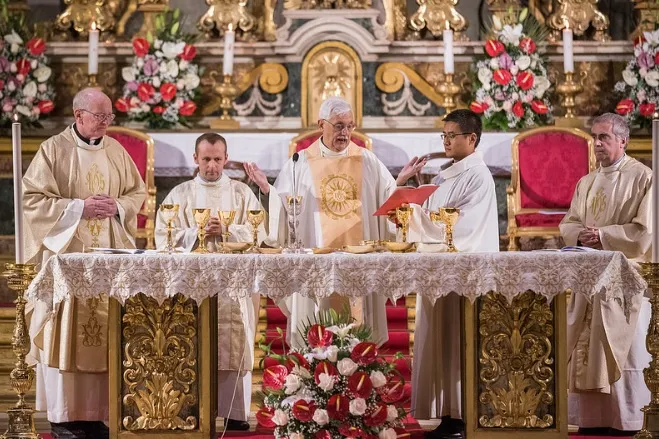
left=560, top=113, right=652, bottom=436
left=155, top=133, right=265, bottom=431
left=24, top=88, right=146, bottom=439
left=244, top=97, right=424, bottom=348
left=404, top=109, right=499, bottom=439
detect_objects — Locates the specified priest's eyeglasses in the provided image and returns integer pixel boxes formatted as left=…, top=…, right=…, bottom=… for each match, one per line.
left=441, top=132, right=473, bottom=141
left=323, top=120, right=356, bottom=133
left=79, top=109, right=116, bottom=123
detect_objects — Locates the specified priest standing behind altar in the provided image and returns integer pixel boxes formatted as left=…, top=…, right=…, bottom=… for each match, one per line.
left=244, top=97, right=424, bottom=348
left=560, top=113, right=652, bottom=436
left=155, top=132, right=265, bottom=431
left=23, top=88, right=146, bottom=439
left=403, top=109, right=499, bottom=439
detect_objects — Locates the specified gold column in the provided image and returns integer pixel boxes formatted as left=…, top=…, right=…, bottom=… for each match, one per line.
left=0, top=263, right=39, bottom=439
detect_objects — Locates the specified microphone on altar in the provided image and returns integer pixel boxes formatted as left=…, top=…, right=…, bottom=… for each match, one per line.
left=292, top=152, right=299, bottom=249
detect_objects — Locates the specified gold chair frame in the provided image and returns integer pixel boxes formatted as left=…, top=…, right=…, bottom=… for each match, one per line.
left=507, top=126, right=595, bottom=251
left=288, top=129, right=373, bottom=157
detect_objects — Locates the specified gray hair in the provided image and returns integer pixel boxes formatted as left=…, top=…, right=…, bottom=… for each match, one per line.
left=72, top=88, right=110, bottom=111
left=318, top=97, right=352, bottom=120
left=592, top=113, right=630, bottom=141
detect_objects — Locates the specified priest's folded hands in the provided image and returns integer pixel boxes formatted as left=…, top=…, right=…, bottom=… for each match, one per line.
left=83, top=194, right=118, bottom=219
left=204, top=216, right=223, bottom=235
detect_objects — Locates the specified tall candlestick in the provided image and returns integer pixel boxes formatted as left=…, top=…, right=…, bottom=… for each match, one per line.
left=88, top=22, right=99, bottom=76
left=223, top=28, right=235, bottom=76
left=11, top=115, right=24, bottom=264
left=653, top=118, right=659, bottom=262
left=562, top=24, right=574, bottom=73
left=443, top=23, right=454, bottom=75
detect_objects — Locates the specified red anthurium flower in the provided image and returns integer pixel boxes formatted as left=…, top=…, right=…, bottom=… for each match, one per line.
left=531, top=100, right=548, bottom=115
left=37, top=100, right=55, bottom=114
left=493, top=69, right=512, bottom=86
left=640, top=102, right=656, bottom=117
left=262, top=364, right=288, bottom=391
left=132, top=38, right=150, bottom=57
left=115, top=98, right=130, bottom=113
left=519, top=37, right=536, bottom=54
left=179, top=44, right=197, bottom=61
left=313, top=361, right=338, bottom=384
left=615, top=99, right=634, bottom=116
left=315, top=430, right=331, bottom=439
left=484, top=39, right=505, bottom=57
left=16, top=59, right=30, bottom=75
left=263, top=356, right=280, bottom=369
left=255, top=406, right=276, bottom=428
left=347, top=371, right=373, bottom=399
left=338, top=424, right=364, bottom=438
left=137, top=83, right=155, bottom=102
left=327, top=394, right=349, bottom=420
left=364, top=402, right=388, bottom=427
left=159, top=83, right=177, bottom=102
left=153, top=106, right=165, bottom=114
left=286, top=352, right=310, bottom=371
left=26, top=38, right=46, bottom=56
left=350, top=342, right=377, bottom=365
left=307, top=324, right=333, bottom=348
left=378, top=377, right=405, bottom=403
left=515, top=71, right=534, bottom=91
left=292, top=399, right=316, bottom=422
left=470, top=101, right=489, bottom=114
left=179, top=101, right=196, bottom=116
left=512, top=101, right=524, bottom=118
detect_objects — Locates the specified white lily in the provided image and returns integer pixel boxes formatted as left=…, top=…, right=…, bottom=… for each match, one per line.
left=326, top=323, right=356, bottom=338
left=499, top=24, right=523, bottom=45
left=4, top=30, right=23, bottom=45
left=643, top=29, right=659, bottom=46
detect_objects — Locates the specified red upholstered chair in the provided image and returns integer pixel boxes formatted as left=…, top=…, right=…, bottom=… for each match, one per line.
left=106, top=126, right=156, bottom=249
left=288, top=129, right=372, bottom=156
left=507, top=127, right=595, bottom=251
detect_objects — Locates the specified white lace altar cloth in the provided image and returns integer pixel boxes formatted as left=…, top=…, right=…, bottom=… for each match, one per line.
left=26, top=250, right=646, bottom=310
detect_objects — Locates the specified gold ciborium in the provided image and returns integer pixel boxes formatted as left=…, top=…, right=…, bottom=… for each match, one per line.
left=438, top=207, right=460, bottom=252
left=246, top=209, right=265, bottom=253
left=192, top=208, right=211, bottom=254
left=395, top=206, right=414, bottom=243
left=219, top=210, right=236, bottom=253
left=159, top=203, right=179, bottom=253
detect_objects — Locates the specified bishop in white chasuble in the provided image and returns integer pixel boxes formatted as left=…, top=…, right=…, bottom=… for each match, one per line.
left=560, top=113, right=653, bottom=432
left=23, top=89, right=145, bottom=426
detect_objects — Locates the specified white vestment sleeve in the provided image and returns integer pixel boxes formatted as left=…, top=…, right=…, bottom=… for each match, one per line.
left=42, top=199, right=84, bottom=253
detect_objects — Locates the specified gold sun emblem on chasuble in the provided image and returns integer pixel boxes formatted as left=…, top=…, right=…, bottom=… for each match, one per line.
left=321, top=174, right=359, bottom=219
left=589, top=187, right=607, bottom=222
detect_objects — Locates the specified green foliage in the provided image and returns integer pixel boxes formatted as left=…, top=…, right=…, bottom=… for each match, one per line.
left=0, top=0, right=28, bottom=39
left=153, top=8, right=196, bottom=44
left=297, top=306, right=372, bottom=344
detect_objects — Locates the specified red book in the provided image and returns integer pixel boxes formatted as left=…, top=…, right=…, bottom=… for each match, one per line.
left=373, top=185, right=438, bottom=216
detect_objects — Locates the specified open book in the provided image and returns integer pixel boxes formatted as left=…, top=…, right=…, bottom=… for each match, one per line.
left=374, top=185, right=438, bottom=216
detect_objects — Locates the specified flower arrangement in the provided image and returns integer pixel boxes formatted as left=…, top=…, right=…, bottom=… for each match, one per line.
left=257, top=311, right=409, bottom=439
left=114, top=9, right=200, bottom=129
left=614, top=30, right=659, bottom=128
left=469, top=10, right=553, bottom=130
left=0, top=1, right=55, bottom=128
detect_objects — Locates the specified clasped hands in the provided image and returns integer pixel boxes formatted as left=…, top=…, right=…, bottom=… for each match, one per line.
left=204, top=217, right=223, bottom=236
left=83, top=195, right=118, bottom=220
left=578, top=227, right=602, bottom=249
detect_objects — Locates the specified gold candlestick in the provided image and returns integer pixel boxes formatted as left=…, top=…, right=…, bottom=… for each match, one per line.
left=210, top=74, right=240, bottom=129
left=556, top=71, right=584, bottom=128
left=435, top=74, right=461, bottom=127
left=86, top=73, right=101, bottom=90
left=1, top=263, right=39, bottom=439
left=246, top=209, right=265, bottom=253
left=159, top=204, right=179, bottom=253
left=438, top=207, right=460, bottom=252
left=219, top=210, right=236, bottom=253
left=192, top=208, right=211, bottom=254
left=396, top=206, right=413, bottom=243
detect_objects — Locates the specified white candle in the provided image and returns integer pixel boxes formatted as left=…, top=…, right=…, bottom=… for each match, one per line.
left=652, top=119, right=659, bottom=262
left=443, top=24, right=454, bottom=75
left=11, top=115, right=24, bottom=264
left=562, top=25, right=574, bottom=73
left=88, top=22, right=99, bottom=75
left=223, top=28, right=235, bottom=76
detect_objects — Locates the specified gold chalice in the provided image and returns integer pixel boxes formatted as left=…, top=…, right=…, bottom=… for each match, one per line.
left=246, top=209, right=265, bottom=253
left=219, top=210, right=236, bottom=253
left=395, top=206, right=414, bottom=243
left=159, top=203, right=180, bottom=253
left=192, top=208, right=211, bottom=254
left=438, top=207, right=460, bottom=252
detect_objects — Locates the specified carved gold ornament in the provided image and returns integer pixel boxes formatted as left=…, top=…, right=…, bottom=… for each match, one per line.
left=283, top=0, right=371, bottom=9
left=55, top=0, right=116, bottom=38
left=320, top=174, right=359, bottom=219
left=409, top=0, right=468, bottom=40
left=478, top=292, right=555, bottom=428
left=546, top=0, right=610, bottom=42
left=632, top=0, right=659, bottom=39
left=488, top=0, right=523, bottom=26
left=116, top=0, right=169, bottom=38
left=122, top=294, right=198, bottom=430
left=198, top=0, right=257, bottom=39
left=375, top=62, right=444, bottom=106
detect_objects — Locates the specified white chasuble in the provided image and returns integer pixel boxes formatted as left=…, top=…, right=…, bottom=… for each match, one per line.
left=410, top=151, right=499, bottom=420
left=560, top=155, right=653, bottom=431
left=266, top=140, right=397, bottom=348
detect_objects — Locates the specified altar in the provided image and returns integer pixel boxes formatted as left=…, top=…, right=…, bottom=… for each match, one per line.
left=24, top=250, right=647, bottom=439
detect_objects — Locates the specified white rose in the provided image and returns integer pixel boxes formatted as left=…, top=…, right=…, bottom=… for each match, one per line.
left=141, top=104, right=150, bottom=112
left=290, top=433, right=304, bottom=439
left=510, top=65, right=519, bottom=75
left=317, top=373, right=336, bottom=391
left=159, top=62, right=168, bottom=74
left=379, top=428, right=397, bottom=439
left=483, top=83, right=491, bottom=91
left=512, top=92, right=519, bottom=101
left=161, top=41, right=185, bottom=59
left=38, top=83, right=47, bottom=92
left=284, top=374, right=302, bottom=395
left=349, top=398, right=367, bottom=416
left=22, top=81, right=37, bottom=98
left=167, top=59, right=179, bottom=78
left=477, top=67, right=492, bottom=85
left=130, top=97, right=140, bottom=106
left=152, top=77, right=161, bottom=88
left=386, top=405, right=398, bottom=422
left=34, top=66, right=52, bottom=83
left=640, top=67, right=649, bottom=78
left=179, top=60, right=189, bottom=70
left=121, top=66, right=136, bottom=82
left=312, top=409, right=329, bottom=426
left=646, top=70, right=659, bottom=87
left=489, top=58, right=499, bottom=70
left=530, top=60, right=537, bottom=69
left=32, top=107, right=40, bottom=115
left=325, top=345, right=339, bottom=362
left=4, top=30, right=23, bottom=45
left=136, top=58, right=144, bottom=68
left=183, top=73, right=200, bottom=90
left=623, top=69, right=639, bottom=87
left=177, top=79, right=185, bottom=90
left=10, top=43, right=19, bottom=54
left=337, top=358, right=358, bottom=376
left=154, top=39, right=163, bottom=49
left=16, top=74, right=24, bottom=82
left=16, top=105, right=31, bottom=116
left=524, top=93, right=534, bottom=103
left=30, top=60, right=37, bottom=69
left=515, top=55, right=531, bottom=71
left=533, top=76, right=551, bottom=99
left=502, top=101, right=512, bottom=111
left=370, top=370, right=387, bottom=388
left=9, top=63, right=17, bottom=73
left=272, top=409, right=288, bottom=426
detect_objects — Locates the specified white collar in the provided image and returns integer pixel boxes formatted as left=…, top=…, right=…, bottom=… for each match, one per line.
left=440, top=151, right=485, bottom=180
left=599, top=154, right=627, bottom=173
left=194, top=173, right=230, bottom=187
left=70, top=124, right=104, bottom=151
left=320, top=137, right=348, bottom=157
